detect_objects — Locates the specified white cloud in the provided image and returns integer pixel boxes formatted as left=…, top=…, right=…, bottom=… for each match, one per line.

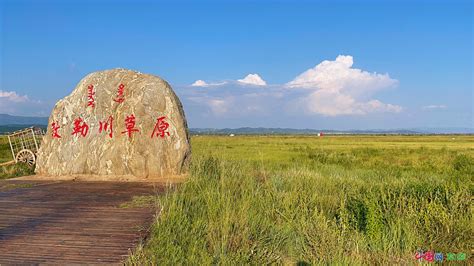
left=183, top=85, right=282, bottom=117
left=183, top=55, right=401, bottom=118
left=422, top=104, right=447, bottom=110
left=286, top=55, right=397, bottom=92
left=0, top=89, right=51, bottom=116
left=238, top=74, right=267, bottom=86
left=286, top=55, right=401, bottom=116
left=304, top=91, right=402, bottom=116
left=191, top=74, right=267, bottom=87
left=208, top=98, right=230, bottom=115
left=191, top=80, right=227, bottom=87
left=191, top=80, right=208, bottom=87
left=0, top=90, right=29, bottom=103
left=187, top=96, right=232, bottom=116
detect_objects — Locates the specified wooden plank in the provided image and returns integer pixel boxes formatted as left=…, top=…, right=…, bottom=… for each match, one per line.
left=0, top=160, right=15, bottom=166
left=0, top=180, right=161, bottom=264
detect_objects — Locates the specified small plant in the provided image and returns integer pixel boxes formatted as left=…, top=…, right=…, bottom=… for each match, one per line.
left=0, top=163, right=35, bottom=179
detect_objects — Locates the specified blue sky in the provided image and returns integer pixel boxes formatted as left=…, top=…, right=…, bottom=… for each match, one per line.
left=0, top=0, right=472, bottom=129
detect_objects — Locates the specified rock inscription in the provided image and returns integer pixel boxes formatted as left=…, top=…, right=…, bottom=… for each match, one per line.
left=36, top=68, right=191, bottom=178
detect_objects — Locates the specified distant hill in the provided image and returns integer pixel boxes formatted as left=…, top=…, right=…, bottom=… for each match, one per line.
left=1, top=114, right=472, bottom=135
left=0, top=114, right=48, bottom=134
left=190, top=127, right=474, bottom=135
left=0, top=114, right=48, bottom=126
left=189, top=127, right=420, bottom=135
left=0, top=125, right=47, bottom=134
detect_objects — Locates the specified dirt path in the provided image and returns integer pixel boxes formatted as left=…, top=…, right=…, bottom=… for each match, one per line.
left=0, top=179, right=164, bottom=264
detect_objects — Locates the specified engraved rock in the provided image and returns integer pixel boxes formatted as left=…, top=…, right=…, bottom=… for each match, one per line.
left=36, top=68, right=191, bottom=178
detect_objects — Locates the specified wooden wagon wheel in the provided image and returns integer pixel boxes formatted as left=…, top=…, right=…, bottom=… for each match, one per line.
left=16, top=149, right=36, bottom=167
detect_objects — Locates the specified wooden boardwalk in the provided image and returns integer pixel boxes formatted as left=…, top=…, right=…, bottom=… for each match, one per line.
left=0, top=180, right=163, bottom=264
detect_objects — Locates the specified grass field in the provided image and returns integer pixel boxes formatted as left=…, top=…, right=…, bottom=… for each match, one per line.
left=129, top=135, right=473, bottom=264
left=1, top=135, right=472, bottom=263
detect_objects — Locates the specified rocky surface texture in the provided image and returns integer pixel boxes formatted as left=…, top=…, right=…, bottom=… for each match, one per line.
left=36, top=69, right=191, bottom=179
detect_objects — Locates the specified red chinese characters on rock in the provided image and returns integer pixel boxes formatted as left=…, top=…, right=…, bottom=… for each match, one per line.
left=53, top=112, right=172, bottom=140
left=52, top=83, right=177, bottom=140
left=121, top=114, right=140, bottom=138
left=87, top=85, right=95, bottom=108
left=51, top=122, right=61, bottom=138
left=99, top=116, right=114, bottom=138
left=151, top=116, right=170, bottom=138
left=71, top=118, right=89, bottom=137
left=113, top=84, right=125, bottom=103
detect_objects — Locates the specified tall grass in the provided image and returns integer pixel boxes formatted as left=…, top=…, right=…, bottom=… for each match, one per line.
left=129, top=135, right=473, bottom=264
left=0, top=136, right=14, bottom=164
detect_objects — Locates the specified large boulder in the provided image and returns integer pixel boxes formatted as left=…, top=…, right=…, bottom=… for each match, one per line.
left=36, top=68, right=191, bottom=179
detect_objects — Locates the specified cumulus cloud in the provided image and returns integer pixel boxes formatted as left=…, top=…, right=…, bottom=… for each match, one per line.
left=422, top=104, right=447, bottom=110
left=191, top=80, right=208, bottom=87
left=0, top=89, right=51, bottom=116
left=0, top=90, right=29, bottom=103
left=190, top=73, right=267, bottom=87
left=287, top=55, right=397, bottom=91
left=183, top=55, right=401, bottom=118
left=190, top=80, right=227, bottom=87
left=287, top=55, right=401, bottom=116
left=237, top=74, right=267, bottom=86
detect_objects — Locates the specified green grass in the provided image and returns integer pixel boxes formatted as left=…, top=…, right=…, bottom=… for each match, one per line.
left=0, top=134, right=472, bottom=263
left=0, top=136, right=35, bottom=179
left=0, top=136, right=13, bottom=163
left=128, top=135, right=473, bottom=264
left=120, top=195, right=160, bottom=209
